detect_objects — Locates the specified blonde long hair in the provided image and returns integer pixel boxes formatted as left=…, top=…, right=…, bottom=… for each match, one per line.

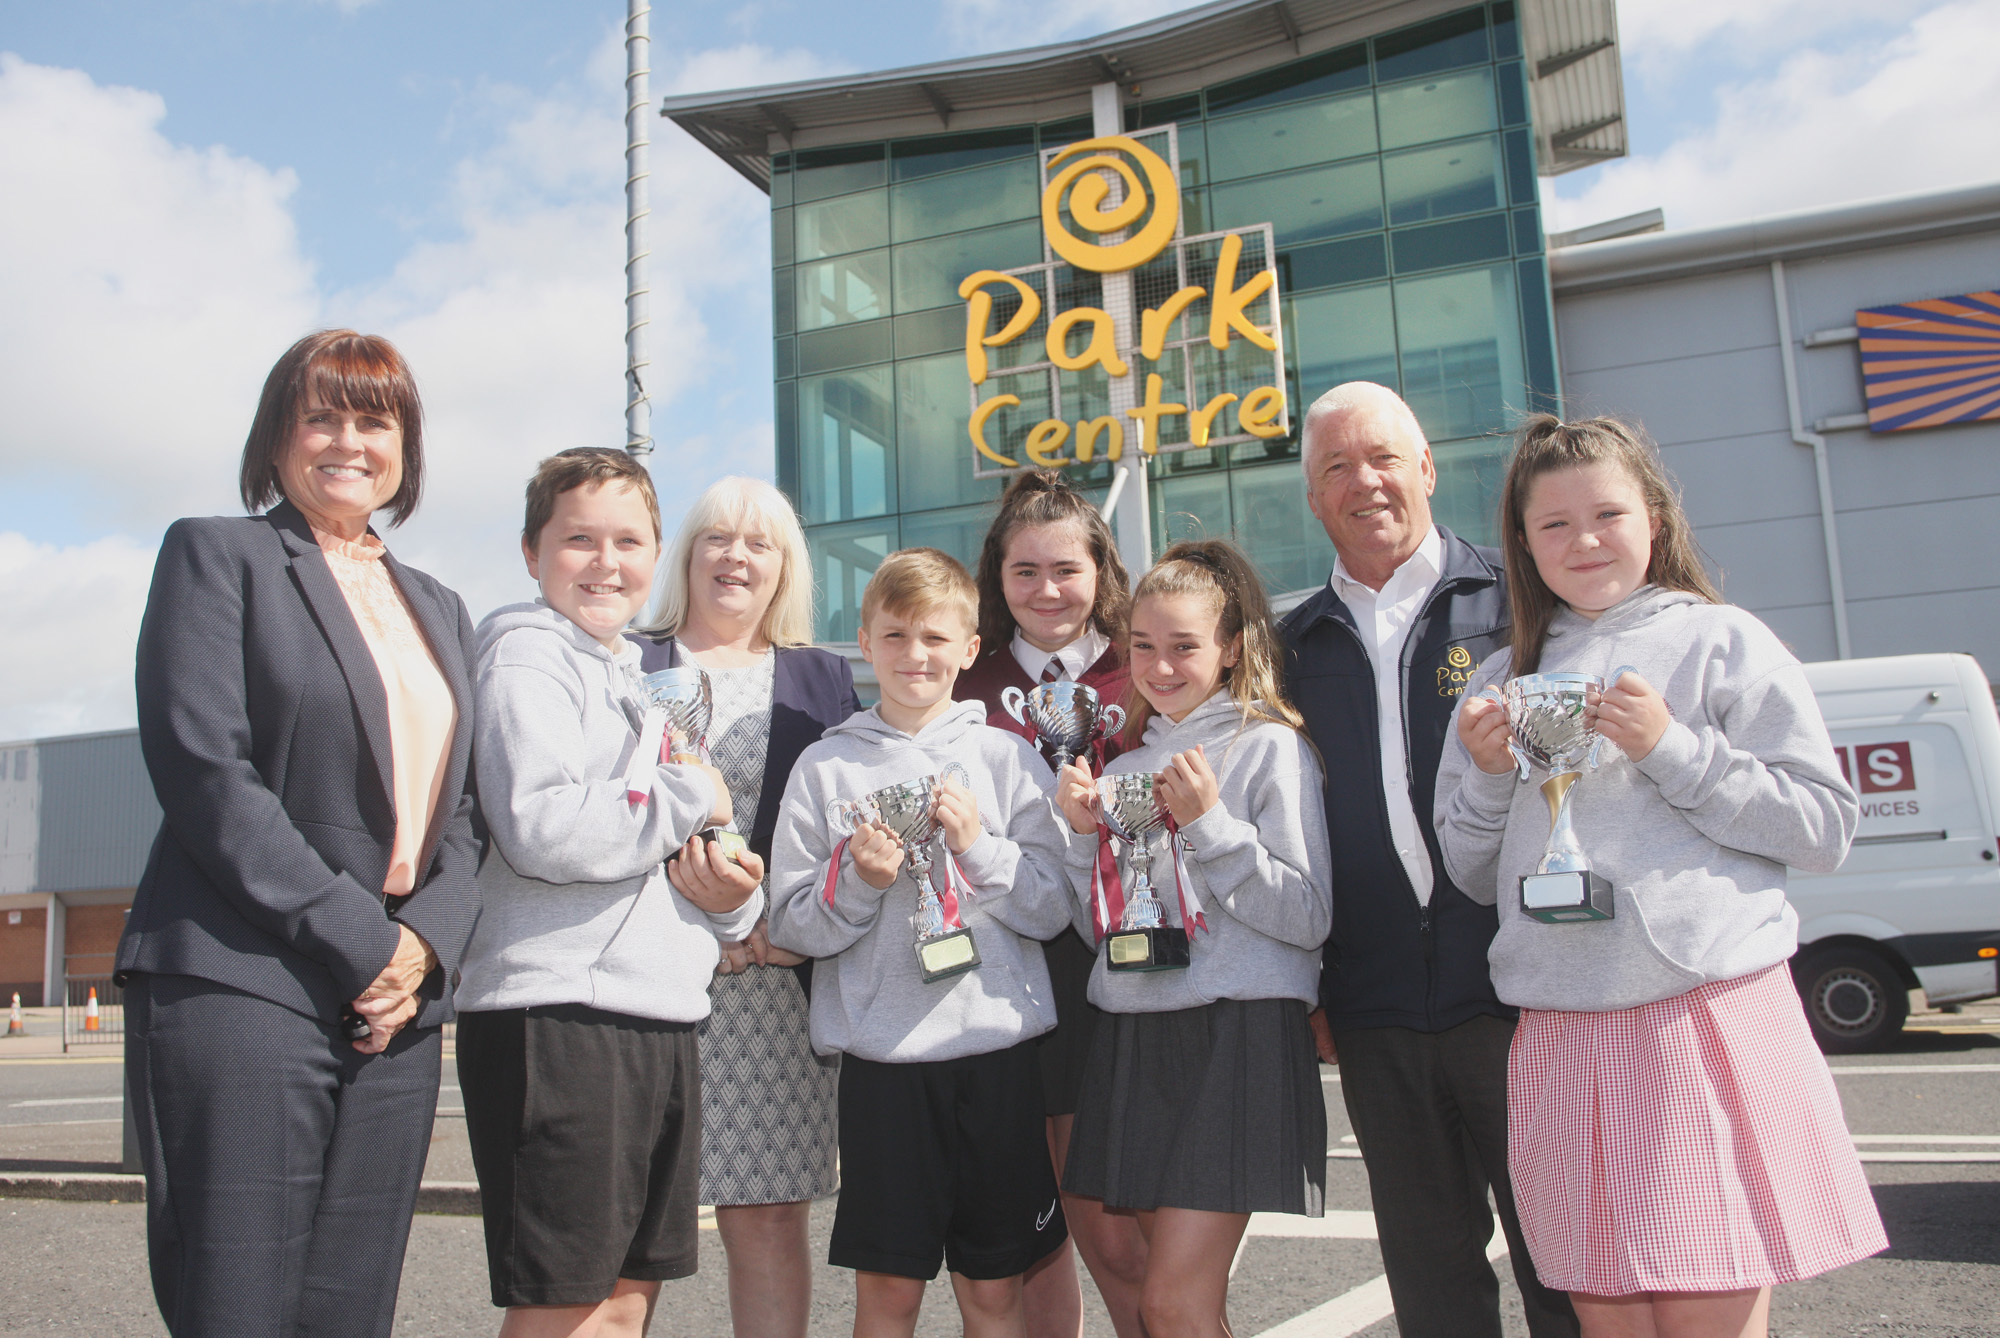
left=1121, top=538, right=1305, bottom=748
left=643, top=476, right=815, bottom=647
left=1500, top=415, right=1722, bottom=675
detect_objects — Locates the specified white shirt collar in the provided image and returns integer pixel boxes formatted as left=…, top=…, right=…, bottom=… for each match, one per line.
left=1010, top=626, right=1109, bottom=682
left=1329, top=525, right=1444, bottom=602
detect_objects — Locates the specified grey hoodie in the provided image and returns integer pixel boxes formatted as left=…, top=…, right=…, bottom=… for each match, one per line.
left=454, top=601, right=760, bottom=1023
left=766, top=699, right=1073, bottom=1063
left=1435, top=587, right=1857, bottom=1013
left=1067, top=693, right=1332, bottom=1014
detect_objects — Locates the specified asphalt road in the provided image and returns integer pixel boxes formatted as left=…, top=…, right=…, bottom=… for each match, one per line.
left=4, top=1004, right=1997, bottom=1337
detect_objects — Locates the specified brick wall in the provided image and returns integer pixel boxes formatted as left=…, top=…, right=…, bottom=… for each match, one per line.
left=0, top=906, right=47, bottom=1007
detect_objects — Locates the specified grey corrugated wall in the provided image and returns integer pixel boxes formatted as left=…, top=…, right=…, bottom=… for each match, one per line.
left=35, top=730, right=159, bottom=892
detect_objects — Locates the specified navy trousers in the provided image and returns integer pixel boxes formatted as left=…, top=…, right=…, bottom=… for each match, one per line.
left=124, top=973, right=440, bottom=1338
left=1333, top=1015, right=1579, bottom=1338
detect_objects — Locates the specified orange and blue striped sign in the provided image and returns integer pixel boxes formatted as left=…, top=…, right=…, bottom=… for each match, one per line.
left=1857, top=291, right=2000, bottom=433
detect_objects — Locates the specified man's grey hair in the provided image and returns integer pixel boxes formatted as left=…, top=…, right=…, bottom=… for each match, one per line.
left=1300, top=381, right=1429, bottom=472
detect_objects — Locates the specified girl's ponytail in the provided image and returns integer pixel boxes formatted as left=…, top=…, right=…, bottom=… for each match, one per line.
left=974, top=468, right=1131, bottom=654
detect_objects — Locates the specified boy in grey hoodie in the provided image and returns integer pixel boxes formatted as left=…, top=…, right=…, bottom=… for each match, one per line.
left=454, top=450, right=758, bottom=1325
left=767, top=548, right=1073, bottom=1334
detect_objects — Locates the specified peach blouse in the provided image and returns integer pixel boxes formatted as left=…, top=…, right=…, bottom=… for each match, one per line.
left=315, top=528, right=458, bottom=897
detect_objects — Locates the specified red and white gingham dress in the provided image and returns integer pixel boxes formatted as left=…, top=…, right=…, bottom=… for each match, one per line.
left=1509, top=963, right=1887, bottom=1296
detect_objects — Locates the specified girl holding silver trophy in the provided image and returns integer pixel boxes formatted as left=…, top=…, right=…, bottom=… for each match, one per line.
left=1435, top=417, right=1885, bottom=1338
left=956, top=468, right=1150, bottom=1338
left=1053, top=539, right=1332, bottom=1338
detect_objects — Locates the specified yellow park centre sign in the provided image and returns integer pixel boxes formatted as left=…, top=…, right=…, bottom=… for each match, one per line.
left=959, top=132, right=1291, bottom=477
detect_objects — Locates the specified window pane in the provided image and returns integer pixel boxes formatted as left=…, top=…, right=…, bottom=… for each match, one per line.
left=1373, top=8, right=1490, bottom=83
left=1390, top=212, right=1512, bottom=273
left=799, top=366, right=896, bottom=525
left=1289, top=284, right=1399, bottom=401
left=899, top=502, right=999, bottom=575
left=892, top=219, right=1042, bottom=314
left=891, top=157, right=1039, bottom=242
left=1393, top=262, right=1524, bottom=443
left=796, top=189, right=888, bottom=261
left=1229, top=462, right=1336, bottom=596
left=1206, top=42, right=1369, bottom=116
left=772, top=207, right=795, bottom=268
left=794, top=145, right=887, bottom=203
left=1209, top=159, right=1383, bottom=245
left=1383, top=135, right=1502, bottom=224
left=1130, top=93, right=1201, bottom=129
left=971, top=370, right=1056, bottom=473
left=1206, top=91, right=1378, bottom=183
left=1152, top=471, right=1232, bottom=549
left=795, top=319, right=893, bottom=375
left=807, top=518, right=896, bottom=643
left=797, top=250, right=890, bottom=330
left=897, top=353, right=1005, bottom=513
left=1378, top=67, right=1496, bottom=150
left=895, top=306, right=964, bottom=360
left=892, top=126, right=1036, bottom=181
left=1431, top=435, right=1509, bottom=547
left=773, top=266, right=795, bottom=336
left=1283, top=234, right=1388, bottom=291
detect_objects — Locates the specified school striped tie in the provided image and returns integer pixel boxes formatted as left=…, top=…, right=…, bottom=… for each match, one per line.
left=1041, top=658, right=1066, bottom=684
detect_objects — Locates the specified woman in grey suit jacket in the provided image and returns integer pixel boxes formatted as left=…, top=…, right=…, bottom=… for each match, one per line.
left=115, top=329, right=482, bottom=1338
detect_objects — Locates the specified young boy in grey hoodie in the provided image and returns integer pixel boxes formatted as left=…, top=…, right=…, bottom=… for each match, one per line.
left=767, top=547, right=1074, bottom=1332
left=454, top=449, right=759, bottom=1326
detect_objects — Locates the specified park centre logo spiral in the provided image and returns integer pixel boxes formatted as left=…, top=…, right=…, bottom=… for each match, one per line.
left=1040, top=136, right=1181, bottom=274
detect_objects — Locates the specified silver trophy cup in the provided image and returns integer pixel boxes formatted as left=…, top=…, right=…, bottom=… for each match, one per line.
left=1000, top=681, right=1127, bottom=771
left=1482, top=667, right=1634, bottom=923
left=1097, top=772, right=1189, bottom=971
left=640, top=665, right=714, bottom=761
left=829, top=763, right=980, bottom=982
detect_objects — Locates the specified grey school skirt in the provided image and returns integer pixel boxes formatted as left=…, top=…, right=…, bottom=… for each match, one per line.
left=1063, top=997, right=1326, bottom=1217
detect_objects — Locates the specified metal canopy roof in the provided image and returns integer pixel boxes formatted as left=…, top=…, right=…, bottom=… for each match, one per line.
left=662, top=0, right=1626, bottom=193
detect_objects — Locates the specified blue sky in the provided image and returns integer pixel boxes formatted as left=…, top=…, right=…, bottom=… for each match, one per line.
left=2, top=0, right=1996, bottom=737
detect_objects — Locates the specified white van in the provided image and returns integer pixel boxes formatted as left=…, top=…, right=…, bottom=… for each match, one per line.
left=1789, top=653, right=2000, bottom=1052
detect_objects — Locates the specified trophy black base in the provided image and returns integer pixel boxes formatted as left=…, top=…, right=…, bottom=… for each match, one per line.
left=1106, top=925, right=1191, bottom=972
left=916, top=927, right=981, bottom=983
left=1520, top=870, right=1614, bottom=923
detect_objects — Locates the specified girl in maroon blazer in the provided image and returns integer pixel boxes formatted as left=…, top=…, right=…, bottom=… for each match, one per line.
left=955, top=468, right=1147, bottom=1338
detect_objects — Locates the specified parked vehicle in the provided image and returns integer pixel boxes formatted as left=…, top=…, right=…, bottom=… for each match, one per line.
left=1789, top=653, right=2000, bottom=1052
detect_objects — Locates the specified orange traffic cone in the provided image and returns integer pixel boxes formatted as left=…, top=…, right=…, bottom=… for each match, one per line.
left=84, top=987, right=100, bottom=1032
left=6, top=992, right=23, bottom=1036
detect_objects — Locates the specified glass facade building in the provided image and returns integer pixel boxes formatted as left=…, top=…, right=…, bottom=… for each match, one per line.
left=756, top=2, right=1562, bottom=640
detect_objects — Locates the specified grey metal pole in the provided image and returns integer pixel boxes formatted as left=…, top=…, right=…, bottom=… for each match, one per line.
left=624, top=0, right=653, bottom=456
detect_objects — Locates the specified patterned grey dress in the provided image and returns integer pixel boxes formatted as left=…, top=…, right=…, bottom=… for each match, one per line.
left=697, top=651, right=841, bottom=1205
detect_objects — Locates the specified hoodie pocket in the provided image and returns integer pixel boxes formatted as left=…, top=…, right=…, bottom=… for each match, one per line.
left=1615, top=888, right=1708, bottom=992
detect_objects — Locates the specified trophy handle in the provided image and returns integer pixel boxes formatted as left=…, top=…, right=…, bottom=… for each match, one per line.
left=1479, top=685, right=1532, bottom=782
left=1098, top=703, right=1126, bottom=738
left=939, top=761, right=972, bottom=792
left=999, top=685, right=1028, bottom=727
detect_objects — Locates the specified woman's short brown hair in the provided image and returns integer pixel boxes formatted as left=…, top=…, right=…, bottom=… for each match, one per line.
left=522, top=448, right=661, bottom=548
left=239, top=329, right=425, bottom=526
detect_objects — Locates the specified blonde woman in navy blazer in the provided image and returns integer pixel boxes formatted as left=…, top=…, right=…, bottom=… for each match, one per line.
left=116, top=330, right=481, bottom=1338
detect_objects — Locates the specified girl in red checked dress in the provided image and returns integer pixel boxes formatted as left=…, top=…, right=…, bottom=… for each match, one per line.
left=1435, top=416, right=1886, bottom=1338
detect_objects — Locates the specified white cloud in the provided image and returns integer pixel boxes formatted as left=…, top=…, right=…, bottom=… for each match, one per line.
left=1549, top=0, right=2000, bottom=233
left=665, top=43, right=852, bottom=96
left=0, top=55, right=318, bottom=533
left=0, top=533, right=156, bottom=741
left=938, top=0, right=1190, bottom=53
left=0, top=33, right=831, bottom=737
left=1614, top=0, right=1937, bottom=65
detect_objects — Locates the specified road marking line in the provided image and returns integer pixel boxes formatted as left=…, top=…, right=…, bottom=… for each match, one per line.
left=1319, top=1074, right=1341, bottom=1084
left=12, top=1097, right=121, bottom=1108
left=0, top=1118, right=122, bottom=1127
left=1828, top=1063, right=2000, bottom=1075
left=1324, top=1150, right=1363, bottom=1159
left=1856, top=1151, right=2000, bottom=1163
left=1851, top=1134, right=2000, bottom=1143
left=1251, top=1233, right=1508, bottom=1336
left=1246, top=1211, right=1377, bottom=1240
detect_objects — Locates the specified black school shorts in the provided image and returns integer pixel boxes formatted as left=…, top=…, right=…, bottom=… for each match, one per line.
left=457, top=1004, right=700, bottom=1307
left=830, top=1038, right=1067, bottom=1281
